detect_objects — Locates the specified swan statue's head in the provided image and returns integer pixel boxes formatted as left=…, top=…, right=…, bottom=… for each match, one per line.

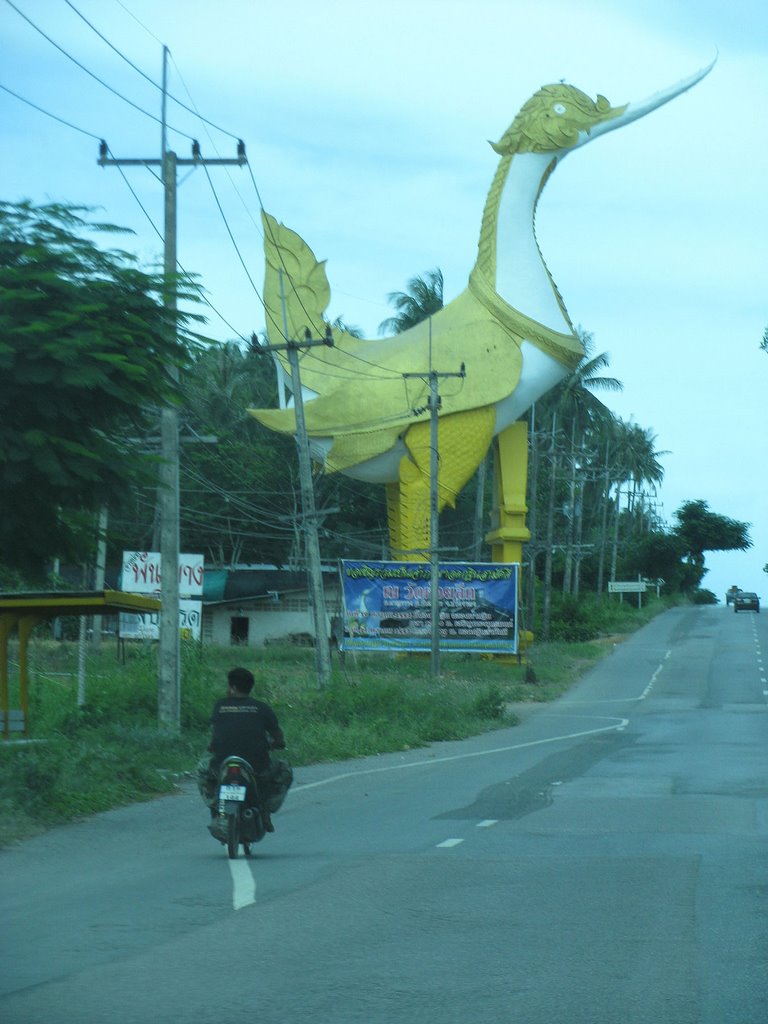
left=490, top=59, right=716, bottom=160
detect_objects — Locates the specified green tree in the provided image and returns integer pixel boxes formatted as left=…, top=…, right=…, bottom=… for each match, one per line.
left=673, top=499, right=752, bottom=590
left=626, top=531, right=696, bottom=593
left=178, top=341, right=297, bottom=566
left=0, top=200, right=201, bottom=574
left=378, top=268, right=444, bottom=334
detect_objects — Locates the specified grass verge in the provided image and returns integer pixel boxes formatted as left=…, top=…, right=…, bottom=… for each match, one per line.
left=0, top=596, right=673, bottom=846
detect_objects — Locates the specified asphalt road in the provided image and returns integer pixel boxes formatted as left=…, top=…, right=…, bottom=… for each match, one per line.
left=2, top=605, right=767, bottom=1023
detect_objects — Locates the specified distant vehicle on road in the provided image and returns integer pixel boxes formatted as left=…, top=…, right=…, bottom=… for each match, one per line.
left=733, top=592, right=760, bottom=613
left=726, top=585, right=742, bottom=606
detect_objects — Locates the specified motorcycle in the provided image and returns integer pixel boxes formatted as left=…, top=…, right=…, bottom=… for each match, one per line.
left=207, top=755, right=267, bottom=859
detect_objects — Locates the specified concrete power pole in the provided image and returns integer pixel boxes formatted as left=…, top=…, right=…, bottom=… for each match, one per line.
left=99, top=46, right=246, bottom=730
left=403, top=320, right=465, bottom=678
left=254, top=272, right=333, bottom=689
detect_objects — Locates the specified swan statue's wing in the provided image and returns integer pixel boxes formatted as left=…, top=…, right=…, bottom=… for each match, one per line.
left=262, top=210, right=331, bottom=344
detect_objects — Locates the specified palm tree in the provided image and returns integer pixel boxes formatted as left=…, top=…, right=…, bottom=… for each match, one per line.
left=605, top=419, right=667, bottom=584
left=610, top=421, right=666, bottom=502
left=378, top=268, right=444, bottom=335
left=538, top=329, right=622, bottom=433
left=330, top=316, right=364, bottom=339
left=529, top=330, right=622, bottom=625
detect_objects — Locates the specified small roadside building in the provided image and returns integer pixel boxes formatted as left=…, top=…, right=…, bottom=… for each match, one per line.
left=201, top=565, right=341, bottom=647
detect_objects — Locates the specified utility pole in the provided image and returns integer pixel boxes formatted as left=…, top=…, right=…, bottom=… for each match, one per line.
left=403, top=320, right=465, bottom=678
left=91, top=505, right=108, bottom=649
left=99, top=45, right=246, bottom=731
left=253, top=270, right=333, bottom=689
left=471, top=454, right=488, bottom=561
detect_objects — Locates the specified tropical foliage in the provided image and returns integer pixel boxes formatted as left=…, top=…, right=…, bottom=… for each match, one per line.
left=0, top=201, right=201, bottom=573
left=378, top=268, right=444, bottom=334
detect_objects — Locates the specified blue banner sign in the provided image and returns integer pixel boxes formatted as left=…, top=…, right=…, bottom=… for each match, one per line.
left=339, top=560, right=519, bottom=654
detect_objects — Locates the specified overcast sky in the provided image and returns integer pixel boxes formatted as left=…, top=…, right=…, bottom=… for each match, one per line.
left=2, top=0, right=766, bottom=600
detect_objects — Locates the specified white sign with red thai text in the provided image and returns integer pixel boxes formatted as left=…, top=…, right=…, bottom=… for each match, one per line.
left=121, top=551, right=204, bottom=597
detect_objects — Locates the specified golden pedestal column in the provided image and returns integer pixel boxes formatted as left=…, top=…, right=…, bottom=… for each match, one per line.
left=485, top=420, right=530, bottom=564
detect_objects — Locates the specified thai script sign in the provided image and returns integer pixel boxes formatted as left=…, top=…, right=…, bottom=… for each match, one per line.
left=339, top=560, right=519, bottom=654
left=118, top=599, right=202, bottom=642
left=120, top=551, right=204, bottom=640
left=121, top=551, right=204, bottom=596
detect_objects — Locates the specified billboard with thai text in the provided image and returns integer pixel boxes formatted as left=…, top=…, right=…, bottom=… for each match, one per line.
left=339, top=560, right=519, bottom=654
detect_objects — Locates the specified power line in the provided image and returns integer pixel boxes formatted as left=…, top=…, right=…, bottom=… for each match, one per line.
left=14, top=0, right=446, bottom=385
left=0, top=81, right=102, bottom=139
left=5, top=0, right=195, bottom=141
left=63, top=0, right=241, bottom=140
left=105, top=147, right=164, bottom=240
left=113, top=0, right=162, bottom=45
left=0, top=83, right=249, bottom=336
left=200, top=161, right=264, bottom=307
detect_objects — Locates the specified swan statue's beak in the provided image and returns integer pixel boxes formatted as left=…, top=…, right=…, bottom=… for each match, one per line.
left=579, top=55, right=717, bottom=146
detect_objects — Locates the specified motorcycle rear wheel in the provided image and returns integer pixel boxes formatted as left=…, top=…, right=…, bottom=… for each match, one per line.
left=226, top=813, right=239, bottom=859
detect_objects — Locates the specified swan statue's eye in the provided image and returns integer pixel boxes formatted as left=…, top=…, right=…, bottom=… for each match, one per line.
left=553, top=103, right=567, bottom=115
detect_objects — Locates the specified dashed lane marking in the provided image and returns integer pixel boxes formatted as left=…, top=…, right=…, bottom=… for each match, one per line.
left=229, top=858, right=256, bottom=910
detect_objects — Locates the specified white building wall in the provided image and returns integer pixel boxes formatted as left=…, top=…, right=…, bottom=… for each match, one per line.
left=209, top=609, right=318, bottom=646
left=204, top=588, right=339, bottom=648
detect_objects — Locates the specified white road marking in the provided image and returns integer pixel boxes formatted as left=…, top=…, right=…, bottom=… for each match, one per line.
left=477, top=819, right=498, bottom=828
left=291, top=718, right=630, bottom=795
left=437, top=838, right=464, bottom=848
left=228, top=858, right=256, bottom=910
left=639, top=652, right=671, bottom=700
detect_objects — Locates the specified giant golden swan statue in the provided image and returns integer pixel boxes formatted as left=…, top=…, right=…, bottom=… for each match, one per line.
left=250, top=63, right=713, bottom=562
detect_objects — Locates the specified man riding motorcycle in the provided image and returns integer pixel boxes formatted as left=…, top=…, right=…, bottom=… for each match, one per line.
left=197, top=666, right=290, bottom=832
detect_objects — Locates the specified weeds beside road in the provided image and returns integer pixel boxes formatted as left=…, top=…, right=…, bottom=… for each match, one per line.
left=0, top=597, right=673, bottom=846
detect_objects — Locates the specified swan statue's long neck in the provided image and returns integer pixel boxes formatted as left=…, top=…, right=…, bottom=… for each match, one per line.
left=470, top=150, right=573, bottom=335
left=468, top=62, right=716, bottom=341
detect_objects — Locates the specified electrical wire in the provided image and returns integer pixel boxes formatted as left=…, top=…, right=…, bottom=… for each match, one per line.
left=167, top=50, right=259, bottom=219
left=98, top=144, right=250, bottom=341
left=0, top=81, right=102, bottom=139
left=199, top=161, right=419, bottom=376
left=0, top=81, right=251, bottom=342
left=244, top=165, right=415, bottom=380
left=200, top=161, right=264, bottom=308
left=8, top=0, right=450, bottom=394
left=113, top=0, right=162, bottom=45
left=148, top=58, right=423, bottom=385
left=105, top=147, right=164, bottom=241
left=4, top=0, right=196, bottom=140
left=63, top=0, right=242, bottom=140
left=181, top=462, right=297, bottom=525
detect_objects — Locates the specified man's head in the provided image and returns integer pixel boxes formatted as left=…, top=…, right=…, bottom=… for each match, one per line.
left=227, top=667, right=255, bottom=696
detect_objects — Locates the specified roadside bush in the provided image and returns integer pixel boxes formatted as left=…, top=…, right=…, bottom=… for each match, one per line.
left=548, top=595, right=599, bottom=642
left=692, top=588, right=718, bottom=605
left=471, top=684, right=506, bottom=720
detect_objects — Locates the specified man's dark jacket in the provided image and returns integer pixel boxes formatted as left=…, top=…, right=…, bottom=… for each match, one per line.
left=209, top=696, right=284, bottom=772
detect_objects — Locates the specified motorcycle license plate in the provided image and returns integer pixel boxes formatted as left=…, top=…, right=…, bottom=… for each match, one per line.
left=219, top=784, right=246, bottom=801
